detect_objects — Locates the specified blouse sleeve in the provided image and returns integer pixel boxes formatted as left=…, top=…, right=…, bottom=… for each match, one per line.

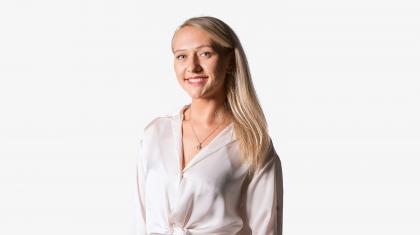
left=244, top=141, right=283, bottom=235
left=133, top=139, right=147, bottom=235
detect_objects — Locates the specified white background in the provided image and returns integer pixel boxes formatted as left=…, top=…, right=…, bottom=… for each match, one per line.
left=0, top=0, right=419, bottom=234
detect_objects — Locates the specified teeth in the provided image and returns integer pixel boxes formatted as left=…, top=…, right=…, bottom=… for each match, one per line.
left=188, top=78, right=207, bottom=82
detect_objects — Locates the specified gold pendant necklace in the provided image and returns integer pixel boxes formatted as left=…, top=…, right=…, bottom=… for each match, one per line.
left=187, top=108, right=225, bottom=152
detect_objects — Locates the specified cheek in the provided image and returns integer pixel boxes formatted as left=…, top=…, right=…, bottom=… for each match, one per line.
left=203, top=60, right=220, bottom=74
left=212, top=63, right=227, bottom=80
left=174, top=64, right=184, bottom=79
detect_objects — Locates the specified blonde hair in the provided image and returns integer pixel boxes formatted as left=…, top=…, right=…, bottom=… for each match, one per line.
left=172, top=16, right=271, bottom=173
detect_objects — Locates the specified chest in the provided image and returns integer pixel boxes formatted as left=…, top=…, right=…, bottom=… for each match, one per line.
left=181, top=121, right=230, bottom=171
left=141, top=118, right=248, bottom=191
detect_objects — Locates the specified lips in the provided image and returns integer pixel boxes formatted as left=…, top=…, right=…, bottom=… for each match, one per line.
left=185, top=76, right=208, bottom=85
left=185, top=76, right=208, bottom=80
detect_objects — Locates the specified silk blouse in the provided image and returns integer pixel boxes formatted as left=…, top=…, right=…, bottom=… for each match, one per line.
left=133, top=103, right=283, bottom=235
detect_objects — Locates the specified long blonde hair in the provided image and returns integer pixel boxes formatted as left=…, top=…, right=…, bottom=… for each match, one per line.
left=172, top=16, right=271, bottom=173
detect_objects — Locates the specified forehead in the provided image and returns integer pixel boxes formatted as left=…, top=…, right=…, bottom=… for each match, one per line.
left=172, top=26, right=215, bottom=52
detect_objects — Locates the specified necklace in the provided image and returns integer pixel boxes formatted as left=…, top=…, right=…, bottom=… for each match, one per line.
left=187, top=108, right=226, bottom=151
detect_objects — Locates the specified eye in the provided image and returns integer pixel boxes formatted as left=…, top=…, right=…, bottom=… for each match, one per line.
left=200, top=51, right=211, bottom=57
left=176, top=54, right=185, bottom=60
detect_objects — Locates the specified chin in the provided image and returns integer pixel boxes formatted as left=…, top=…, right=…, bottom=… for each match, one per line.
left=187, top=90, right=207, bottom=99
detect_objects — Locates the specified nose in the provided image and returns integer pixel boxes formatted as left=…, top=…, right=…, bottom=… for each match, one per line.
left=186, top=54, right=202, bottom=73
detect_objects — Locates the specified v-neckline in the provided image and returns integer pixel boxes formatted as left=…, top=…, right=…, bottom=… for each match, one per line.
left=178, top=104, right=234, bottom=173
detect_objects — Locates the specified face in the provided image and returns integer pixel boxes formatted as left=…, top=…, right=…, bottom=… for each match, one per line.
left=172, top=26, right=232, bottom=100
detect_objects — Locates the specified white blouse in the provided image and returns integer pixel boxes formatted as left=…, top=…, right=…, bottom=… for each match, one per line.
left=133, top=104, right=283, bottom=235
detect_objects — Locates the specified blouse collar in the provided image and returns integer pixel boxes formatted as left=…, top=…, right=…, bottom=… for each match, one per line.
left=171, top=103, right=237, bottom=172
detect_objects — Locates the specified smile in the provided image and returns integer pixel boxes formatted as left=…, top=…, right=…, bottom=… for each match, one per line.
left=185, top=76, right=208, bottom=86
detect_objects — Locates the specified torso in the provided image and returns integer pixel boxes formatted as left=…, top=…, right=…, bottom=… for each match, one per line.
left=181, top=107, right=233, bottom=171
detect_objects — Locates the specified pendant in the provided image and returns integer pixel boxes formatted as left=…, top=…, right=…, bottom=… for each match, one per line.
left=197, top=143, right=202, bottom=151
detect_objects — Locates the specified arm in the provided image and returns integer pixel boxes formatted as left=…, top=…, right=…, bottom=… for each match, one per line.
left=133, top=139, right=147, bottom=235
left=245, top=141, right=283, bottom=235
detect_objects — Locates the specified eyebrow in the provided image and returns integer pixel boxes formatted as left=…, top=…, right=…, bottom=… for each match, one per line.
left=173, top=45, right=214, bottom=53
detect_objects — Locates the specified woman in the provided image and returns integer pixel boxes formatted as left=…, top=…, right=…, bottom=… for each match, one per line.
left=134, top=16, right=283, bottom=235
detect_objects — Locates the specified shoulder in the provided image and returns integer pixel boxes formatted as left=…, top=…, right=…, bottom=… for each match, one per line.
left=139, top=105, right=183, bottom=138
left=256, top=137, right=281, bottom=173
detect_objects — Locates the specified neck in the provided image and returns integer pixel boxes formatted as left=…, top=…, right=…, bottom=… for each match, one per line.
left=186, top=97, right=231, bottom=127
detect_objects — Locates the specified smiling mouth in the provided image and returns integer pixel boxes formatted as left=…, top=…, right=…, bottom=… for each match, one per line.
left=185, top=76, right=208, bottom=85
